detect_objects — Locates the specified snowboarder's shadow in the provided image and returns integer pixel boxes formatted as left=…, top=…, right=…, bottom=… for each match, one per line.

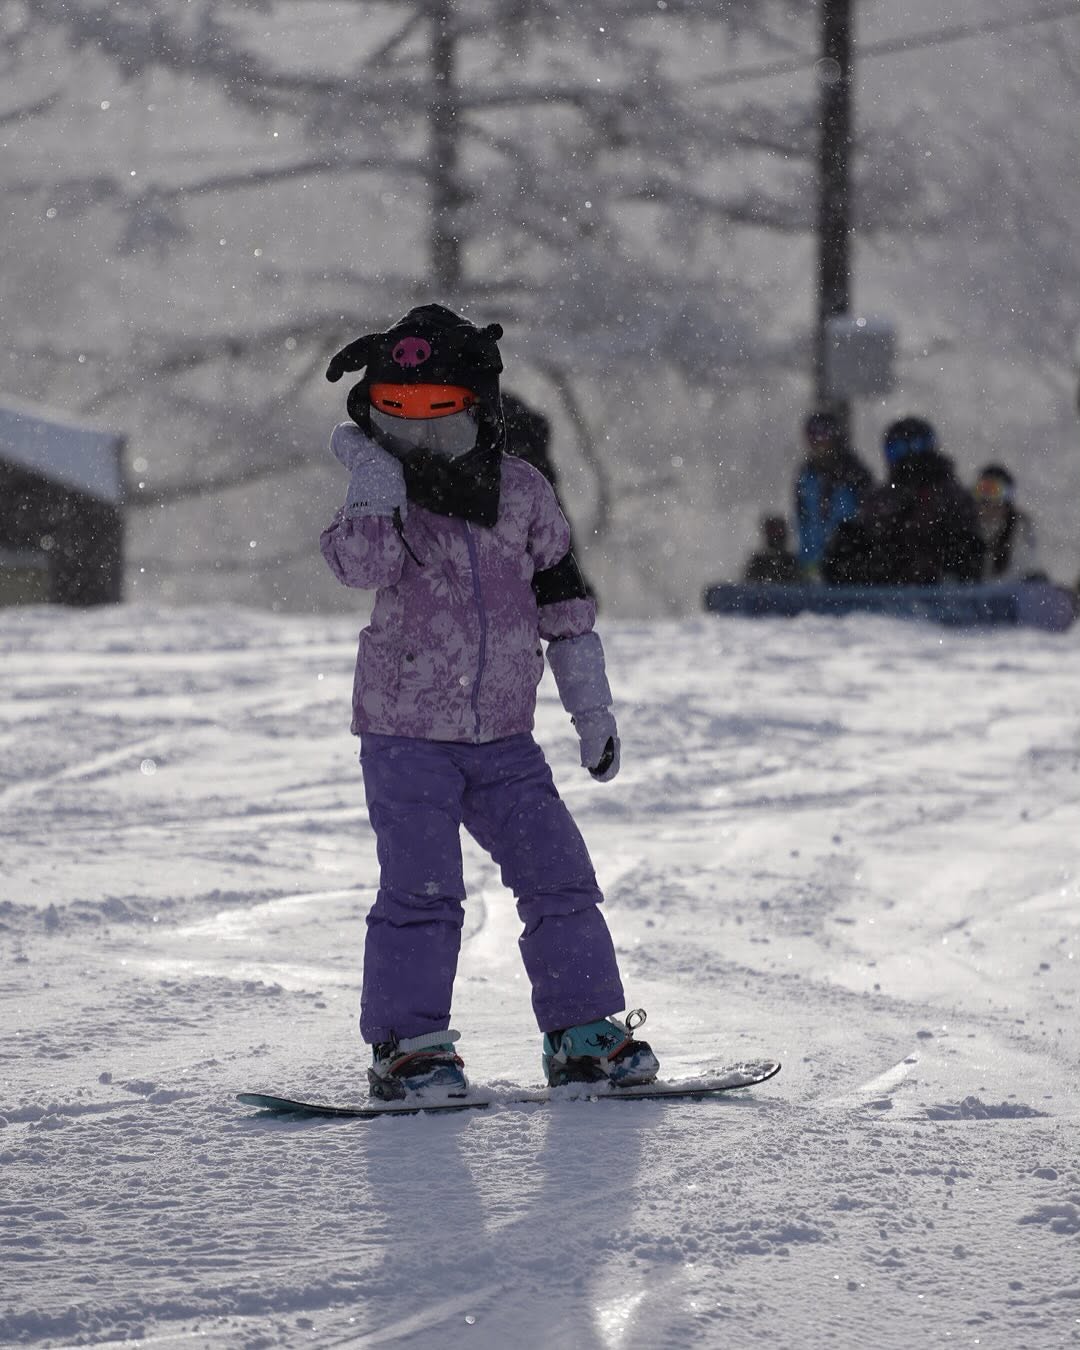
left=358, top=1099, right=651, bottom=1346
left=492, top=1098, right=653, bottom=1345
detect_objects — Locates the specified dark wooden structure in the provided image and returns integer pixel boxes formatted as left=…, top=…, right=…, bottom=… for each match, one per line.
left=0, top=398, right=126, bottom=606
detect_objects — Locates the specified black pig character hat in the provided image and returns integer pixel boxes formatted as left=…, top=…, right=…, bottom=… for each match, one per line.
left=326, top=304, right=504, bottom=428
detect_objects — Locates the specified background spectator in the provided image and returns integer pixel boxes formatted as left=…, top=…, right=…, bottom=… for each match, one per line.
left=502, top=390, right=596, bottom=600
left=793, top=410, right=873, bottom=581
left=824, top=416, right=984, bottom=586
left=743, top=515, right=799, bottom=584
left=973, top=464, right=1044, bottom=581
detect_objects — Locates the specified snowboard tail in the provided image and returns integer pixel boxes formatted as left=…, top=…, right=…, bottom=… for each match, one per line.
left=238, top=1060, right=780, bottom=1120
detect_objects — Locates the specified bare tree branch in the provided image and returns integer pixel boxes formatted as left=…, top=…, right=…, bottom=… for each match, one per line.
left=0, top=89, right=63, bottom=125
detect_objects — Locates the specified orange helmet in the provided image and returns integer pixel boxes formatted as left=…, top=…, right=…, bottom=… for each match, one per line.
left=369, top=382, right=477, bottom=420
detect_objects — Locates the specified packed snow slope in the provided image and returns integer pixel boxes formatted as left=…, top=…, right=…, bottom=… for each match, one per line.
left=2, top=604, right=1079, bottom=1350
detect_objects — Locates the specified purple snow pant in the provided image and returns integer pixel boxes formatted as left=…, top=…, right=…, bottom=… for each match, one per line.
left=358, top=731, right=625, bottom=1043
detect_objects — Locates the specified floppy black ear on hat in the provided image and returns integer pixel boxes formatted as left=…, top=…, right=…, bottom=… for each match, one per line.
left=326, top=334, right=378, bottom=383
left=462, top=323, right=504, bottom=374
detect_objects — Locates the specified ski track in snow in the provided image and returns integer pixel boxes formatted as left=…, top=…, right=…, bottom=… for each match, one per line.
left=2, top=604, right=1079, bottom=1349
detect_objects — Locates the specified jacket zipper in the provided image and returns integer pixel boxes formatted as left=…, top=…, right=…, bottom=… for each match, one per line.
left=463, top=521, right=487, bottom=741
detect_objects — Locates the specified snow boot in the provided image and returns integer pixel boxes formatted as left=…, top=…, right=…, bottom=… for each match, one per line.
left=542, top=1009, right=659, bottom=1088
left=367, top=1030, right=468, bottom=1101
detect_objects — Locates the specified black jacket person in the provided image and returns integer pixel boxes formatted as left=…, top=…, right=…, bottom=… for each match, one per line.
left=824, top=417, right=984, bottom=586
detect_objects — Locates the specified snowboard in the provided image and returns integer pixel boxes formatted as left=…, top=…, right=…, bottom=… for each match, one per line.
left=238, top=1059, right=780, bottom=1120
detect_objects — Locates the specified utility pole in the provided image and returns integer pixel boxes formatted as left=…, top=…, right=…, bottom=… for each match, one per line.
left=429, top=0, right=462, bottom=295
left=815, top=0, right=854, bottom=432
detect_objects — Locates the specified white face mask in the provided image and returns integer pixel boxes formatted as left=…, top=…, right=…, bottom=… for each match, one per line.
left=370, top=406, right=479, bottom=460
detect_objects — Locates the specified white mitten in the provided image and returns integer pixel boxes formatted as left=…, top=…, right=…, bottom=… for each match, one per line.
left=329, top=422, right=406, bottom=519
left=572, top=708, right=621, bottom=782
left=547, top=633, right=620, bottom=782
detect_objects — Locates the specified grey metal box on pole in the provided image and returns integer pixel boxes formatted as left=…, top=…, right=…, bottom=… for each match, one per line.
left=823, top=315, right=897, bottom=398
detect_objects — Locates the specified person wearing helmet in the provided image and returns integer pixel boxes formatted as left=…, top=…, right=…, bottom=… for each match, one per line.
left=823, top=416, right=984, bottom=586
left=793, top=409, right=873, bottom=581
left=973, top=464, right=1044, bottom=581
left=320, top=304, right=658, bottom=1102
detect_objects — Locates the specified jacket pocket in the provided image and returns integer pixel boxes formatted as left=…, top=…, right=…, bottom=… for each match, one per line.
left=357, top=629, right=403, bottom=706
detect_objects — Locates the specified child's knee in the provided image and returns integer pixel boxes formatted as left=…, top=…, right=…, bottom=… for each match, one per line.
left=370, top=887, right=466, bottom=928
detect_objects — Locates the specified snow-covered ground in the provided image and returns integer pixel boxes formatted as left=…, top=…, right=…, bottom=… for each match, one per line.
left=2, top=603, right=1079, bottom=1349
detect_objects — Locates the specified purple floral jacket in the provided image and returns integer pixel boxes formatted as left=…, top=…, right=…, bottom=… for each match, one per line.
left=320, top=453, right=596, bottom=742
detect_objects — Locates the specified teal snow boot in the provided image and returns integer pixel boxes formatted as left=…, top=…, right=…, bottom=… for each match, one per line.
left=367, top=1030, right=469, bottom=1102
left=542, top=1009, right=659, bottom=1088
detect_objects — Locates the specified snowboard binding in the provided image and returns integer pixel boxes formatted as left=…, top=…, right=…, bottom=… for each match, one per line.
left=367, top=1029, right=468, bottom=1101
left=542, top=1008, right=660, bottom=1088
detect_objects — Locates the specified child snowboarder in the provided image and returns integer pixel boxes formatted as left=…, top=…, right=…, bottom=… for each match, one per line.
left=320, top=304, right=658, bottom=1101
